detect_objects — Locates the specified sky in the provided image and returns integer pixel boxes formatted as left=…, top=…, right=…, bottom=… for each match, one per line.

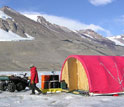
left=0, top=0, right=124, bottom=36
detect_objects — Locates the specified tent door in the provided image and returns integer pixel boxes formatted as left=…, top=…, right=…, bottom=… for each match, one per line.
left=68, top=58, right=78, bottom=91
left=67, top=58, right=89, bottom=91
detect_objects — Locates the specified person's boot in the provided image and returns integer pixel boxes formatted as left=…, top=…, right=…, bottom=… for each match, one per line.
left=37, top=91, right=42, bottom=95
left=30, top=93, right=35, bottom=95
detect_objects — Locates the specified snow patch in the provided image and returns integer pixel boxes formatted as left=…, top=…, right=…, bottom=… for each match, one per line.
left=0, top=10, right=12, bottom=20
left=0, top=29, right=34, bottom=41
left=107, top=37, right=124, bottom=46
left=65, top=96, right=73, bottom=100
left=115, top=35, right=122, bottom=39
left=25, top=33, right=34, bottom=40
left=84, top=33, right=94, bottom=39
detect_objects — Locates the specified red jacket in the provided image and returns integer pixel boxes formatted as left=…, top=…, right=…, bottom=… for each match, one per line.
left=30, top=66, right=39, bottom=84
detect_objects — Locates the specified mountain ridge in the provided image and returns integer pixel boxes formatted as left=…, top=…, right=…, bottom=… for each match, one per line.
left=0, top=6, right=124, bottom=71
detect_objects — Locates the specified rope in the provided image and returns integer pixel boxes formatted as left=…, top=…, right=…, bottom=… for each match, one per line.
left=100, top=63, right=118, bottom=82
left=100, top=62, right=124, bottom=91
left=114, top=63, right=124, bottom=90
left=114, top=63, right=121, bottom=84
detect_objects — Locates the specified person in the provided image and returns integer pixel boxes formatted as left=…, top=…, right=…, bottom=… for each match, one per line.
left=30, top=64, right=42, bottom=95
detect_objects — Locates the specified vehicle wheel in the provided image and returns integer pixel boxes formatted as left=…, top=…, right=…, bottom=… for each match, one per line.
left=0, top=81, right=6, bottom=91
left=7, top=83, right=16, bottom=92
left=22, top=85, right=26, bottom=90
left=16, top=83, right=24, bottom=91
left=28, top=82, right=32, bottom=89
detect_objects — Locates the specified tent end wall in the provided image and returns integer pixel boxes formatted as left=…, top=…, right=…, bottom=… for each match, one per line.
left=61, top=57, right=89, bottom=91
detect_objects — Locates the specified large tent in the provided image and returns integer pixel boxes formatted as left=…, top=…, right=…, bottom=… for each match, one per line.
left=60, top=55, right=124, bottom=94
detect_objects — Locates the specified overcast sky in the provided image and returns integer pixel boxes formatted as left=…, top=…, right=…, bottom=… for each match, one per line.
left=0, top=0, right=124, bottom=36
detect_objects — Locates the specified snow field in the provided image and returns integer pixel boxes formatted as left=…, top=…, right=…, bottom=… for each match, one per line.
left=0, top=71, right=124, bottom=107
left=0, top=29, right=34, bottom=41
left=0, top=10, right=12, bottom=20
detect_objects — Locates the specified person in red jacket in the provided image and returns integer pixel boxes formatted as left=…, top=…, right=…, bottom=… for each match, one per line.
left=30, top=64, right=42, bottom=95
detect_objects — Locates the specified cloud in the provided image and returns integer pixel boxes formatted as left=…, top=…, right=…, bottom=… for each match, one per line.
left=21, top=11, right=112, bottom=36
left=88, top=0, right=114, bottom=6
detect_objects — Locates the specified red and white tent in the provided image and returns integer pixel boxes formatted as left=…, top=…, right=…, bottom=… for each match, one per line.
left=60, top=55, right=124, bottom=94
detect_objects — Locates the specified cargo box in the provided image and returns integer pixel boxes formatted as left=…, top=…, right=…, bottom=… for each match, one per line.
left=0, top=76, right=10, bottom=80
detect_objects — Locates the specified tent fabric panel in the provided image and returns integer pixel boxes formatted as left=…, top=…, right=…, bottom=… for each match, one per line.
left=75, top=55, right=124, bottom=93
left=114, top=56, right=124, bottom=81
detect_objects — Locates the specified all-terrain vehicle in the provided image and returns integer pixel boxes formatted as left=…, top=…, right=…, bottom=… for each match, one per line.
left=0, top=73, right=30, bottom=92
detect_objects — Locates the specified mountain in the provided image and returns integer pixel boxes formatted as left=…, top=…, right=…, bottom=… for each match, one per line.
left=0, top=6, right=124, bottom=71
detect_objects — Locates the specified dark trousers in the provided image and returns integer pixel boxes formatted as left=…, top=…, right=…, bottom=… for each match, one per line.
left=31, top=83, right=41, bottom=94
